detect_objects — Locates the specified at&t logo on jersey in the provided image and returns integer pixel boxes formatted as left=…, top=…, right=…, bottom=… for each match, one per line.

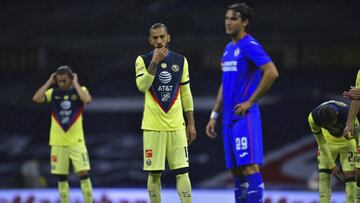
left=159, top=71, right=172, bottom=84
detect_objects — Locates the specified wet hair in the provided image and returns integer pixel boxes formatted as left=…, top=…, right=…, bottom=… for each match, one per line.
left=149, top=23, right=168, bottom=35
left=318, top=105, right=338, bottom=127
left=56, top=65, right=73, bottom=79
left=227, top=3, right=253, bottom=25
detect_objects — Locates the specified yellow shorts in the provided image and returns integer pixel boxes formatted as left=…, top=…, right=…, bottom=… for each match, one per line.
left=50, top=145, right=91, bottom=174
left=318, top=141, right=356, bottom=172
left=143, top=129, right=189, bottom=171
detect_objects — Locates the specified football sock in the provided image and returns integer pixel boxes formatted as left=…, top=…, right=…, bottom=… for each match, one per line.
left=58, top=181, right=70, bottom=203
left=80, top=176, right=93, bottom=203
left=245, top=172, right=264, bottom=203
left=319, top=172, right=331, bottom=203
left=234, top=175, right=247, bottom=203
left=176, top=173, right=192, bottom=203
left=148, top=172, right=162, bottom=203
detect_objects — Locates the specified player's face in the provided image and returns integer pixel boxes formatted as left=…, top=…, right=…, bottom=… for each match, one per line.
left=149, top=27, right=170, bottom=49
left=225, top=9, right=248, bottom=35
left=55, top=74, right=72, bottom=90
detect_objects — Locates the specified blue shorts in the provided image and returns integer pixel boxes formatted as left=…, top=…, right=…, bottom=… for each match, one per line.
left=222, top=109, right=264, bottom=169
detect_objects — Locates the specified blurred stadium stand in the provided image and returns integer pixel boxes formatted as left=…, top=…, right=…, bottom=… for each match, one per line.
left=0, top=0, right=360, bottom=191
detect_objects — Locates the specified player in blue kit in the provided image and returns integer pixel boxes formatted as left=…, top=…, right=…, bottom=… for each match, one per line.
left=206, top=3, right=279, bottom=203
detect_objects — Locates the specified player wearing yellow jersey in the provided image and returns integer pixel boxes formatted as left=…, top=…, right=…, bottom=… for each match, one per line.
left=32, top=66, right=93, bottom=203
left=135, top=23, right=197, bottom=203
left=309, top=100, right=358, bottom=203
left=344, top=69, right=360, bottom=202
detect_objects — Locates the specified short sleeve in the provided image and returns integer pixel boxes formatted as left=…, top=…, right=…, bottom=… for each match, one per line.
left=243, top=41, right=272, bottom=67
left=44, top=88, right=54, bottom=103
left=181, top=57, right=190, bottom=85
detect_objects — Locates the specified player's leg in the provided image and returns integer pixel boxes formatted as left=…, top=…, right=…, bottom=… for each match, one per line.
left=232, top=111, right=264, bottom=203
left=148, top=171, right=162, bottom=203
left=167, top=129, right=192, bottom=203
left=317, top=143, right=338, bottom=203
left=355, top=146, right=360, bottom=202
left=51, top=146, right=70, bottom=203
left=70, top=145, right=92, bottom=203
left=143, top=130, right=167, bottom=203
left=340, top=144, right=357, bottom=203
left=223, top=124, right=247, bottom=203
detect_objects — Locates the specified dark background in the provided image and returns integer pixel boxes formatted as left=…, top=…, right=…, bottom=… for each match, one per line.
left=0, top=0, right=359, bottom=189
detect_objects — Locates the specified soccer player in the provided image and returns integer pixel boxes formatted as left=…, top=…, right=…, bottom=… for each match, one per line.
left=32, top=66, right=93, bottom=203
left=309, top=100, right=357, bottom=203
left=135, top=23, right=196, bottom=203
left=344, top=69, right=360, bottom=202
left=205, top=3, right=279, bottom=203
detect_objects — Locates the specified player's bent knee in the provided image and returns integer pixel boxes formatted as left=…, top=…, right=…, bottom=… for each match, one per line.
left=78, top=171, right=89, bottom=178
left=58, top=175, right=68, bottom=182
left=172, top=167, right=189, bottom=175
left=343, top=171, right=356, bottom=179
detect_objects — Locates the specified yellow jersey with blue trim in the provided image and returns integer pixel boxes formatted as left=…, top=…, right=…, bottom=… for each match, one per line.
left=45, top=86, right=88, bottom=146
left=135, top=51, right=191, bottom=131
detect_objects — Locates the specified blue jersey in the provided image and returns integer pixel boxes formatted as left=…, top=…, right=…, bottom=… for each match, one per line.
left=221, top=35, right=271, bottom=124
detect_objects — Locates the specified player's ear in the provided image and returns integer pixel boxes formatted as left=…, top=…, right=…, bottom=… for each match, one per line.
left=167, top=34, right=171, bottom=43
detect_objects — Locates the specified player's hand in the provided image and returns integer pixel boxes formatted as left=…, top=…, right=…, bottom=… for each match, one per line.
left=151, top=47, right=167, bottom=64
left=331, top=166, right=344, bottom=182
left=48, top=73, right=56, bottom=84
left=186, top=123, right=197, bottom=145
left=206, top=118, right=218, bottom=139
left=72, top=73, right=78, bottom=84
left=343, top=124, right=354, bottom=140
left=343, top=86, right=360, bottom=100
left=234, top=100, right=254, bottom=116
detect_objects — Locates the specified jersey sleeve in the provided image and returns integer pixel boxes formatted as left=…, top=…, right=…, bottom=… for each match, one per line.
left=356, top=69, right=360, bottom=88
left=81, top=86, right=89, bottom=94
left=242, top=41, right=272, bottom=68
left=180, top=57, right=193, bottom=112
left=308, top=113, right=336, bottom=169
left=135, top=56, right=155, bottom=93
left=44, top=88, right=54, bottom=103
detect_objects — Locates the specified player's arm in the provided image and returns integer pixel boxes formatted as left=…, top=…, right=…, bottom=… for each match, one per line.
left=206, top=84, right=223, bottom=139
left=32, top=73, right=56, bottom=103
left=234, top=42, right=279, bottom=116
left=135, top=48, right=167, bottom=93
left=308, top=113, right=336, bottom=169
left=344, top=70, right=360, bottom=138
left=72, top=73, right=92, bottom=104
left=180, top=57, right=196, bottom=144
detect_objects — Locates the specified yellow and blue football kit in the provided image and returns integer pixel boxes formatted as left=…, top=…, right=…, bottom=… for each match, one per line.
left=135, top=50, right=193, bottom=171
left=45, top=87, right=90, bottom=174
left=309, top=100, right=358, bottom=203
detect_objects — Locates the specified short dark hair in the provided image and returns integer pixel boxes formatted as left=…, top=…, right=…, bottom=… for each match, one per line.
left=149, top=23, right=168, bottom=35
left=56, top=65, right=73, bottom=78
left=227, top=3, right=252, bottom=24
left=318, top=105, right=338, bottom=127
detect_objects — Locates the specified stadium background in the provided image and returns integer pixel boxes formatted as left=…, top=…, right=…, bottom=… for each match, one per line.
left=0, top=0, right=360, bottom=201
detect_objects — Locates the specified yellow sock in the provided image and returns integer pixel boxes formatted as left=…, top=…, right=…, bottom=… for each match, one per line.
left=176, top=173, right=192, bottom=203
left=345, top=180, right=355, bottom=203
left=80, top=177, right=93, bottom=203
left=319, top=172, right=331, bottom=203
left=58, top=181, right=69, bottom=203
left=356, top=182, right=360, bottom=203
left=147, top=172, right=161, bottom=203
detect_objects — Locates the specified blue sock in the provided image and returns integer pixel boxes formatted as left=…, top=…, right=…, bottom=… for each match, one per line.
left=245, top=172, right=264, bottom=203
left=234, top=176, right=247, bottom=203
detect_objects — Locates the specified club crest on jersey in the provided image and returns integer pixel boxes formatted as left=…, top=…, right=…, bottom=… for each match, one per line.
left=71, top=94, right=78, bottom=101
left=171, top=64, right=180, bottom=72
left=234, top=48, right=240, bottom=57
left=159, top=71, right=172, bottom=84
left=161, top=63, right=167, bottom=69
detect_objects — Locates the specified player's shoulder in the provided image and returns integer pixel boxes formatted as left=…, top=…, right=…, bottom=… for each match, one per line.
left=240, top=35, right=261, bottom=48
left=169, top=50, right=186, bottom=60
left=139, top=51, right=153, bottom=60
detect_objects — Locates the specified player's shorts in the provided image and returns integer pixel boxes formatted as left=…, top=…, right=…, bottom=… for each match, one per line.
left=222, top=109, right=263, bottom=169
left=143, top=129, right=189, bottom=171
left=50, top=145, right=91, bottom=174
left=318, top=140, right=356, bottom=172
